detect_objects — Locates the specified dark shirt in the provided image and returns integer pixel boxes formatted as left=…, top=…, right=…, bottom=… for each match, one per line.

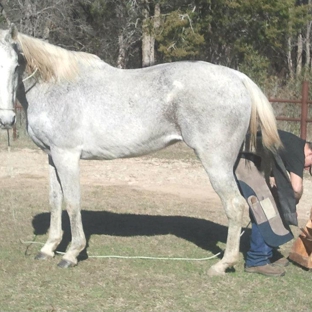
left=278, top=130, right=305, bottom=178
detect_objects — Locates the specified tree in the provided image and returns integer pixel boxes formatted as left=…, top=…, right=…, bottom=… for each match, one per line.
left=77, top=0, right=143, bottom=68
left=156, top=6, right=205, bottom=62
left=1, top=0, right=312, bottom=81
left=142, top=1, right=160, bottom=67
left=0, top=0, right=97, bottom=50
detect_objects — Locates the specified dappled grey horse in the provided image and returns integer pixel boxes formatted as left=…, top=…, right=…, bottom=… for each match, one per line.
left=0, top=24, right=281, bottom=275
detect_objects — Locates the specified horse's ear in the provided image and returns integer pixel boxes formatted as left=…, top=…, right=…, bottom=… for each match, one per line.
left=5, top=23, right=18, bottom=42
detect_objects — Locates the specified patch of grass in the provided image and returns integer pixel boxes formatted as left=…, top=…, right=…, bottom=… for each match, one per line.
left=0, top=177, right=311, bottom=311
left=0, top=139, right=311, bottom=311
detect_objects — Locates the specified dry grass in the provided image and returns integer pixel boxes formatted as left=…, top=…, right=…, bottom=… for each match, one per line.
left=0, top=138, right=311, bottom=311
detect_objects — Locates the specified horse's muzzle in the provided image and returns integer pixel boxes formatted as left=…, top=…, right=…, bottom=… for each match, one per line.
left=0, top=111, right=16, bottom=129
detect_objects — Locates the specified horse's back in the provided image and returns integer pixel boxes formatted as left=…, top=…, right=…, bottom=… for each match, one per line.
left=91, top=61, right=251, bottom=151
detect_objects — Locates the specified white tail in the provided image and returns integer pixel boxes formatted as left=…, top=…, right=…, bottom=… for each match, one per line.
left=241, top=76, right=281, bottom=153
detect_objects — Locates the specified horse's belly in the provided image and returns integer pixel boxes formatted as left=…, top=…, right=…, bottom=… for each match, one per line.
left=80, top=133, right=182, bottom=160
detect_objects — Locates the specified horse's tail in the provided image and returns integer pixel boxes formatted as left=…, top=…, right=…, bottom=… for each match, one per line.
left=240, top=75, right=282, bottom=153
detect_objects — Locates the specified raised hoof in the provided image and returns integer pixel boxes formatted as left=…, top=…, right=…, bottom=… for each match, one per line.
left=57, top=259, right=76, bottom=268
left=35, top=252, right=53, bottom=261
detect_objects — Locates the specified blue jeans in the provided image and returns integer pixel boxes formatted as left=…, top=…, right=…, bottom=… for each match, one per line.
left=246, top=218, right=273, bottom=267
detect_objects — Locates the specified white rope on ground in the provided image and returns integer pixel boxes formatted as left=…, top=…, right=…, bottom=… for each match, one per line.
left=20, top=221, right=251, bottom=261
left=58, top=251, right=222, bottom=261
left=20, top=239, right=221, bottom=260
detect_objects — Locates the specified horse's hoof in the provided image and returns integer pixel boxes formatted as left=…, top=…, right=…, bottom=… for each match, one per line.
left=208, top=266, right=226, bottom=277
left=34, top=252, right=52, bottom=261
left=57, top=259, right=76, bottom=268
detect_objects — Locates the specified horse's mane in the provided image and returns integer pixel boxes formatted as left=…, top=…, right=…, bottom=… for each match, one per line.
left=16, top=33, right=101, bottom=82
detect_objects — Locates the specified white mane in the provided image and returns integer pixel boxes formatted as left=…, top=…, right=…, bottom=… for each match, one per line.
left=17, top=33, right=101, bottom=82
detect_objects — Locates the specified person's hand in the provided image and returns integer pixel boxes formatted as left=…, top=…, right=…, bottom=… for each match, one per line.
left=269, top=177, right=276, bottom=188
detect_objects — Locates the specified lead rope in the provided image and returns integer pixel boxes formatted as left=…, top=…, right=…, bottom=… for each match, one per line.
left=22, top=68, right=38, bottom=83
left=6, top=129, right=10, bottom=152
left=20, top=221, right=251, bottom=261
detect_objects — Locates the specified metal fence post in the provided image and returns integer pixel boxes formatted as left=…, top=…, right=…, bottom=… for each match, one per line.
left=300, top=81, right=309, bottom=140
left=13, top=103, right=17, bottom=140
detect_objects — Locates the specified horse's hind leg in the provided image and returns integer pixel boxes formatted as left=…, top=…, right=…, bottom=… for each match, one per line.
left=36, top=155, right=64, bottom=260
left=196, top=150, right=246, bottom=276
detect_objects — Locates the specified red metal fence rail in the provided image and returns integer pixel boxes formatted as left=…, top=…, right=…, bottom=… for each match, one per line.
left=269, top=81, right=312, bottom=140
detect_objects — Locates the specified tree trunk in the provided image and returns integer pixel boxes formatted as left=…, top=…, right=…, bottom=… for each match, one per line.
left=0, top=3, right=11, bottom=26
left=306, top=0, right=312, bottom=74
left=142, top=5, right=154, bottom=67
left=296, top=32, right=303, bottom=76
left=306, top=22, right=311, bottom=74
left=287, top=37, right=294, bottom=79
left=117, top=33, right=127, bottom=69
left=20, top=0, right=35, bottom=35
left=142, top=2, right=160, bottom=67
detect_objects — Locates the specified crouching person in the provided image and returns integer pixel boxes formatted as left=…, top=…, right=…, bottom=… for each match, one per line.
left=235, top=130, right=312, bottom=277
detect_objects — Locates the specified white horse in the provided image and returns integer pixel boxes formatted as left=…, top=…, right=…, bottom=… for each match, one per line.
left=0, top=24, right=281, bottom=275
left=0, top=26, right=16, bottom=129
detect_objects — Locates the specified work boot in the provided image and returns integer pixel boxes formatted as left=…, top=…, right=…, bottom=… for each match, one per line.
left=245, top=263, right=285, bottom=277
left=271, top=257, right=290, bottom=267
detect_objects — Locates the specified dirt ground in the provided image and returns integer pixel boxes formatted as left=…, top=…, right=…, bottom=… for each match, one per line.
left=0, top=146, right=311, bottom=226
left=1, top=146, right=312, bottom=312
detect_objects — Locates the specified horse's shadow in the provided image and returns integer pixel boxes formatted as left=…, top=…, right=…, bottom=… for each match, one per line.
left=32, top=210, right=251, bottom=261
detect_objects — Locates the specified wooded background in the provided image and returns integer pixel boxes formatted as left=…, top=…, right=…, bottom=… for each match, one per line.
left=0, top=0, right=312, bottom=95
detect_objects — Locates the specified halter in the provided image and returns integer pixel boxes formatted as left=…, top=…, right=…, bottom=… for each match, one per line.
left=0, top=108, right=15, bottom=111
left=0, top=68, right=37, bottom=112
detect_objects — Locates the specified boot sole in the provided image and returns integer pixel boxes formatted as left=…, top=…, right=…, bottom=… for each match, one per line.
left=245, top=267, right=285, bottom=277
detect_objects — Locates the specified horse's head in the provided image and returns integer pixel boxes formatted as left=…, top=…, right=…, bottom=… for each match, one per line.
left=0, top=24, right=18, bottom=129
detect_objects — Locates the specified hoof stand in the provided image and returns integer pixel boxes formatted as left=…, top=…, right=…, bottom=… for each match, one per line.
left=289, top=220, right=312, bottom=269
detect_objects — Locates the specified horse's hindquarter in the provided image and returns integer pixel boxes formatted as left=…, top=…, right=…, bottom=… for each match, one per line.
left=151, top=62, right=251, bottom=151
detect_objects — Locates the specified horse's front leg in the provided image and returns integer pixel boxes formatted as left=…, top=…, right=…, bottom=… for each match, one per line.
left=35, top=155, right=63, bottom=260
left=49, top=149, right=86, bottom=268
